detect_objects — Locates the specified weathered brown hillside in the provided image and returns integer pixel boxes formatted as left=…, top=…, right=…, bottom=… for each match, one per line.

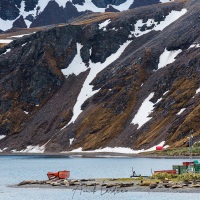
left=0, top=0, right=200, bottom=153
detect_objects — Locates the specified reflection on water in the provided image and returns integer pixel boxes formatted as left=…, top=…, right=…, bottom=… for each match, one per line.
left=0, top=155, right=199, bottom=200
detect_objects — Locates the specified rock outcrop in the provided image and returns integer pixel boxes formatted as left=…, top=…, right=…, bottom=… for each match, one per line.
left=0, top=0, right=171, bottom=31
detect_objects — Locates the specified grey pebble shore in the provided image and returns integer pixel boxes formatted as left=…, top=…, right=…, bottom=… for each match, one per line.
left=13, top=178, right=200, bottom=193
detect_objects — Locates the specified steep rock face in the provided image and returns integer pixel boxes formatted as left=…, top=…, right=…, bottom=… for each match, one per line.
left=91, top=0, right=126, bottom=8
left=24, top=0, right=39, bottom=12
left=105, top=5, right=120, bottom=12
left=72, top=0, right=85, bottom=5
left=0, top=0, right=200, bottom=153
left=30, top=1, right=83, bottom=28
left=0, top=0, right=20, bottom=20
left=12, top=15, right=27, bottom=28
left=0, top=0, right=171, bottom=31
left=0, top=23, right=84, bottom=143
left=129, top=0, right=160, bottom=9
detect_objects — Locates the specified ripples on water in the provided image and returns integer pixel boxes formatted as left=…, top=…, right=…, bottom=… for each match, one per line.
left=0, top=155, right=199, bottom=200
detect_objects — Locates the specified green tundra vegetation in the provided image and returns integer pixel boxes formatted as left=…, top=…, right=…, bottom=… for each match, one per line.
left=151, top=172, right=200, bottom=182
left=141, top=143, right=200, bottom=156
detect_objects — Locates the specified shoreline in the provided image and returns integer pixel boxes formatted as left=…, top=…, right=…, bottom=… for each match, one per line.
left=1, top=152, right=200, bottom=159
left=13, top=178, right=200, bottom=194
left=11, top=184, right=200, bottom=193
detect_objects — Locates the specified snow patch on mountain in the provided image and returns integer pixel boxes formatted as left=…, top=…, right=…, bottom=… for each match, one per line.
left=0, top=39, right=13, bottom=44
left=192, top=87, right=200, bottom=98
left=112, top=1, right=134, bottom=12
left=9, top=0, right=50, bottom=28
left=11, top=145, right=45, bottom=153
left=64, top=40, right=132, bottom=127
left=163, top=90, right=169, bottom=96
left=70, top=141, right=169, bottom=154
left=24, top=0, right=49, bottom=17
left=61, top=43, right=87, bottom=76
left=74, top=0, right=132, bottom=12
left=0, top=18, right=16, bottom=31
left=0, top=0, right=183, bottom=31
left=74, top=0, right=105, bottom=12
left=99, top=19, right=111, bottom=29
left=189, top=43, right=200, bottom=49
left=0, top=0, right=71, bottom=29
left=160, top=0, right=174, bottom=3
left=0, top=147, right=7, bottom=153
left=158, top=48, right=182, bottom=69
left=133, top=19, right=155, bottom=37
left=0, top=135, right=6, bottom=140
left=1, top=49, right=11, bottom=56
left=69, top=138, right=74, bottom=146
left=24, top=111, right=29, bottom=115
left=132, top=8, right=187, bottom=38
left=10, top=33, right=34, bottom=38
left=196, top=88, right=200, bottom=94
left=24, top=20, right=32, bottom=28
left=131, top=93, right=154, bottom=129
left=177, top=108, right=186, bottom=115
left=18, top=1, right=35, bottom=27
left=22, top=42, right=27, bottom=47
left=154, top=8, right=187, bottom=30
left=55, top=0, right=69, bottom=8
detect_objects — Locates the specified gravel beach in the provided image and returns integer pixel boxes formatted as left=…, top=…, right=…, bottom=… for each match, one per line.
left=14, top=177, right=200, bottom=193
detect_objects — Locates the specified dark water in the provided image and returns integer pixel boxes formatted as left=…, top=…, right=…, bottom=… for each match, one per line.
left=0, top=155, right=200, bottom=200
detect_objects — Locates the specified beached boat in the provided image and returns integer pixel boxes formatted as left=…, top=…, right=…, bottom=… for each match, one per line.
left=47, top=170, right=70, bottom=179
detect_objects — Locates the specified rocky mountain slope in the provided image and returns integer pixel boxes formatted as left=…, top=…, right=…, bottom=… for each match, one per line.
left=0, top=0, right=200, bottom=153
left=0, top=0, right=172, bottom=31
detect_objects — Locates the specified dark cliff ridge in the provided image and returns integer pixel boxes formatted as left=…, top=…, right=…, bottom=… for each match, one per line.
left=0, top=0, right=200, bottom=153
left=0, top=0, right=171, bottom=31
